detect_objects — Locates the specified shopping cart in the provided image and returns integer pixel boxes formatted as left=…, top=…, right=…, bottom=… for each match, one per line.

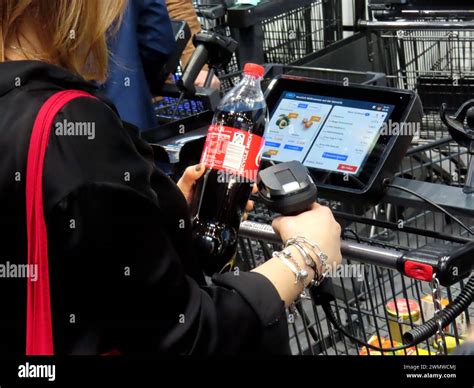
left=232, top=19, right=474, bottom=355
left=193, top=0, right=343, bottom=90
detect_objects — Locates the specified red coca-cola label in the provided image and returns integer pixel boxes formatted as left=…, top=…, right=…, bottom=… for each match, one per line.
left=201, top=124, right=265, bottom=181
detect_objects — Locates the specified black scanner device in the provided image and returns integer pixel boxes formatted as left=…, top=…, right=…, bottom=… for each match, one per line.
left=257, top=161, right=318, bottom=216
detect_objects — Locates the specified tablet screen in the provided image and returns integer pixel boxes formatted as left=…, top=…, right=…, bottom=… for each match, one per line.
left=263, top=91, right=395, bottom=176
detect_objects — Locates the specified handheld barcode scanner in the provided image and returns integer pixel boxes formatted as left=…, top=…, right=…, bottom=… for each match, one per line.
left=257, top=161, right=318, bottom=216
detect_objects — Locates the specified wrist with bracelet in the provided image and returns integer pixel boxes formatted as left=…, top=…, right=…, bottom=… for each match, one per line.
left=273, top=236, right=330, bottom=295
left=273, top=249, right=310, bottom=289
left=286, top=236, right=330, bottom=286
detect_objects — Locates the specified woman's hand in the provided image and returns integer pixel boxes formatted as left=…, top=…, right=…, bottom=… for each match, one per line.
left=272, top=203, right=342, bottom=268
left=195, top=70, right=221, bottom=89
left=177, top=164, right=257, bottom=214
left=252, top=203, right=341, bottom=307
left=177, top=164, right=206, bottom=205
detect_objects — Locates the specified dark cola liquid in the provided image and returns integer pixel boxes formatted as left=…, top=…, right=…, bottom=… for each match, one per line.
left=191, top=106, right=267, bottom=275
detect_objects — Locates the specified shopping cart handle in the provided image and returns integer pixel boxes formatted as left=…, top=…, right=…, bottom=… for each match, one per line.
left=399, top=242, right=474, bottom=286
left=239, top=221, right=474, bottom=286
left=239, top=221, right=403, bottom=270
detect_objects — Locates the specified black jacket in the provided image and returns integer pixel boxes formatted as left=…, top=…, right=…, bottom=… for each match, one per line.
left=0, top=60, right=289, bottom=355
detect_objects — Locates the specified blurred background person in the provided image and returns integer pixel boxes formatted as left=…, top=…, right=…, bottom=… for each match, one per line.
left=166, top=0, right=221, bottom=89
left=103, top=0, right=175, bottom=130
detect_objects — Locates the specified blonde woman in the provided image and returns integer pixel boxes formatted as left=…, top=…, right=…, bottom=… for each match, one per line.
left=0, top=0, right=341, bottom=355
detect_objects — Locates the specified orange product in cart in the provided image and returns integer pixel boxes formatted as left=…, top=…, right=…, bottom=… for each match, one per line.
left=386, top=299, right=421, bottom=343
left=359, top=335, right=431, bottom=356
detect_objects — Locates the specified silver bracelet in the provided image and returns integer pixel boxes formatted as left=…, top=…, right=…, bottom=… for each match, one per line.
left=288, top=241, right=317, bottom=270
left=273, top=250, right=308, bottom=287
left=290, top=241, right=325, bottom=287
left=286, top=236, right=329, bottom=269
left=286, top=236, right=330, bottom=286
left=281, top=249, right=310, bottom=287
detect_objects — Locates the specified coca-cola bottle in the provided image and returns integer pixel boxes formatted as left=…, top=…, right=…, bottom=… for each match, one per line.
left=191, top=63, right=267, bottom=275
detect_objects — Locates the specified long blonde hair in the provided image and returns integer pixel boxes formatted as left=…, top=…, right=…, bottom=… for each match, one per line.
left=0, top=0, right=127, bottom=82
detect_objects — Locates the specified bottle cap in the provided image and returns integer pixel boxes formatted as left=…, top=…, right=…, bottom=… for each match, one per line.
left=243, top=63, right=265, bottom=78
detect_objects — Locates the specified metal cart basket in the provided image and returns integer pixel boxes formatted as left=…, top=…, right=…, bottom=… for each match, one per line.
left=193, top=0, right=343, bottom=79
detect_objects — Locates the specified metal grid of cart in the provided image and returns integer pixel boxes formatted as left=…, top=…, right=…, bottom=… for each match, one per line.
left=193, top=0, right=343, bottom=87
left=237, top=199, right=473, bottom=355
left=377, top=29, right=474, bottom=187
left=259, top=0, right=341, bottom=65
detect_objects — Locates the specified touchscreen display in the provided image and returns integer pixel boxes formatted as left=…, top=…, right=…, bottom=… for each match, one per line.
left=263, top=91, right=395, bottom=175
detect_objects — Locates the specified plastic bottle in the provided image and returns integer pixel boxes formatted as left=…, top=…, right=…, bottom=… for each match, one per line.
left=191, top=63, right=267, bottom=275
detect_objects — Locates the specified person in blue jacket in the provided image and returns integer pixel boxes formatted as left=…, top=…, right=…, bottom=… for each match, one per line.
left=103, top=0, right=176, bottom=130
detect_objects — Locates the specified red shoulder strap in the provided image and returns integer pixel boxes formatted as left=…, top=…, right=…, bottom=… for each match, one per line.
left=26, top=90, right=96, bottom=355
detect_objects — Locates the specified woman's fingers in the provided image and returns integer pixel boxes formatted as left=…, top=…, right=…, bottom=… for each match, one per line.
left=179, top=164, right=205, bottom=187
left=179, top=169, right=257, bottom=208
left=178, top=164, right=205, bottom=189
left=244, top=185, right=258, bottom=213
left=245, top=200, right=254, bottom=212
left=177, top=164, right=205, bottom=203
